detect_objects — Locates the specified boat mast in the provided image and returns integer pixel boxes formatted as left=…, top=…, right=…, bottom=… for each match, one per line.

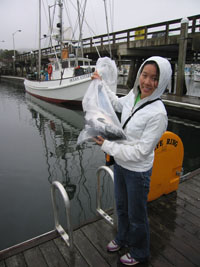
left=103, top=0, right=112, bottom=58
left=77, top=0, right=84, bottom=58
left=58, top=0, right=63, bottom=64
left=38, top=0, right=42, bottom=80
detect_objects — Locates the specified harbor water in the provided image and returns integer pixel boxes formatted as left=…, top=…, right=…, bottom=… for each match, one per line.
left=0, top=80, right=199, bottom=251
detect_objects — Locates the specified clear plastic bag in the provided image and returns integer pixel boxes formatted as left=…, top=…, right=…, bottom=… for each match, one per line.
left=77, top=57, right=126, bottom=145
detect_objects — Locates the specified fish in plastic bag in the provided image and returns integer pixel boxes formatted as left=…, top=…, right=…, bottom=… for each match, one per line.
left=77, top=57, right=126, bottom=145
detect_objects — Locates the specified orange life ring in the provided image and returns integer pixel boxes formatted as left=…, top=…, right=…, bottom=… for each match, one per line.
left=48, top=64, right=53, bottom=75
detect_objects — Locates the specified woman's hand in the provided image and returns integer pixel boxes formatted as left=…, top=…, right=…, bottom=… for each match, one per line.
left=93, top=136, right=105, bottom=146
left=91, top=71, right=101, bottom=80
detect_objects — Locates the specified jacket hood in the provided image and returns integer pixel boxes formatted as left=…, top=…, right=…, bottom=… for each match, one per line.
left=133, top=56, right=172, bottom=101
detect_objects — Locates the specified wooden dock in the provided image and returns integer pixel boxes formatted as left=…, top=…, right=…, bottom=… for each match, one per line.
left=117, top=87, right=200, bottom=122
left=0, top=169, right=200, bottom=267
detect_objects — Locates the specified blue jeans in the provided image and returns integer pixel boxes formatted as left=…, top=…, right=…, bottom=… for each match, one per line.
left=114, top=163, right=152, bottom=262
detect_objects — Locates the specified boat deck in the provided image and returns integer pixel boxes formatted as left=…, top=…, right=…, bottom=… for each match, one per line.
left=0, top=169, right=200, bottom=267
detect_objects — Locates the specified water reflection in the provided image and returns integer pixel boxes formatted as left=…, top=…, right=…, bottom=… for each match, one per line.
left=0, top=81, right=114, bottom=250
left=167, top=116, right=200, bottom=174
left=0, top=80, right=199, bottom=251
left=26, top=94, right=114, bottom=229
left=26, top=95, right=83, bottom=200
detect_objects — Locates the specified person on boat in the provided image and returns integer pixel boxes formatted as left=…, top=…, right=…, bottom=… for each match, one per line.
left=92, top=56, right=172, bottom=265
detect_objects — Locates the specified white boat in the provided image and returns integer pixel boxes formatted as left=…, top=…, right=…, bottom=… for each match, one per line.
left=193, top=71, right=200, bottom=82
left=24, top=57, right=94, bottom=104
left=24, top=0, right=95, bottom=104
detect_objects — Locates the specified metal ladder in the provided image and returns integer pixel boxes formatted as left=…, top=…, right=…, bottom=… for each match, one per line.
left=51, top=181, right=73, bottom=250
left=96, top=166, right=117, bottom=228
left=50, top=165, right=117, bottom=250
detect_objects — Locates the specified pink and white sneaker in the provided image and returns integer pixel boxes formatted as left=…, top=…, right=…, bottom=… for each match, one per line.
left=120, top=253, right=139, bottom=265
left=107, top=240, right=121, bottom=252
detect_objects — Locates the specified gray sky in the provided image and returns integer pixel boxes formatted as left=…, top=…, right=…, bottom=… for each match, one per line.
left=0, top=0, right=199, bottom=51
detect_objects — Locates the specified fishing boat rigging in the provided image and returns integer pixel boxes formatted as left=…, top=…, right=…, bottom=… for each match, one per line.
left=24, top=0, right=96, bottom=104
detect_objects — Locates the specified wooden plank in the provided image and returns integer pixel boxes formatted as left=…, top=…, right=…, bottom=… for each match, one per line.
left=150, top=228, right=195, bottom=267
left=148, top=190, right=200, bottom=266
left=5, top=253, right=27, bottom=267
left=0, top=172, right=200, bottom=267
left=170, top=199, right=199, bottom=227
left=193, top=174, right=200, bottom=182
left=54, top=237, right=89, bottom=267
left=81, top=220, right=121, bottom=266
left=148, top=194, right=200, bottom=237
left=150, top=216, right=200, bottom=266
left=23, top=247, right=48, bottom=267
left=95, top=218, right=117, bottom=242
left=179, top=181, right=200, bottom=198
left=178, top=183, right=200, bottom=201
left=151, top=213, right=200, bottom=252
left=149, top=239, right=175, bottom=267
left=174, top=195, right=200, bottom=218
left=0, top=230, right=58, bottom=261
left=73, top=229, right=110, bottom=267
left=0, top=261, right=6, bottom=267
left=39, top=240, right=68, bottom=267
left=177, top=189, right=200, bottom=209
left=184, top=176, right=200, bottom=187
left=155, top=191, right=200, bottom=226
left=83, top=220, right=156, bottom=266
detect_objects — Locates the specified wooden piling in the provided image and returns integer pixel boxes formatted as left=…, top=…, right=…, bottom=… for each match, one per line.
left=126, top=59, right=142, bottom=89
left=176, top=18, right=189, bottom=96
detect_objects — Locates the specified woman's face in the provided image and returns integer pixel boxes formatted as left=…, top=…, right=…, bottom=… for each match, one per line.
left=139, top=64, right=159, bottom=99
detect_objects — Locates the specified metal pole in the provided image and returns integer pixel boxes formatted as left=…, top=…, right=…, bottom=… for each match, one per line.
left=12, top=30, right=21, bottom=75
left=38, top=0, right=41, bottom=80
left=59, top=0, right=63, bottom=63
left=103, top=0, right=112, bottom=58
left=77, top=0, right=84, bottom=58
left=12, top=33, right=15, bottom=75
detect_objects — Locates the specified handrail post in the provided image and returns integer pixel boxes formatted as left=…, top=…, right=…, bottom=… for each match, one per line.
left=51, top=181, right=73, bottom=250
left=96, top=166, right=117, bottom=229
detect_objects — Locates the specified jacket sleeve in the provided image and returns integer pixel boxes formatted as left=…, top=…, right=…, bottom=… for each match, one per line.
left=103, top=82, right=132, bottom=113
left=101, top=113, right=167, bottom=163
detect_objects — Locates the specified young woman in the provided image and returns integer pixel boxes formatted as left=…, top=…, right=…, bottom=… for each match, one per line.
left=93, top=56, right=172, bottom=265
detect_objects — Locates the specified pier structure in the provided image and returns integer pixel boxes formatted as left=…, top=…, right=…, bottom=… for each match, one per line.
left=0, top=168, right=200, bottom=266
left=12, top=14, right=200, bottom=96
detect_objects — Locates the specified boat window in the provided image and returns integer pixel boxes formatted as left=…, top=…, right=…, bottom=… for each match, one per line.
left=74, top=67, right=85, bottom=76
left=70, top=61, right=75, bottom=67
left=62, top=61, right=68, bottom=69
left=78, top=61, right=84, bottom=66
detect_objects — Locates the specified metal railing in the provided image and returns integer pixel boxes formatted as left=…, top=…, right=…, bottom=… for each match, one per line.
left=96, top=166, right=117, bottom=229
left=51, top=181, right=73, bottom=250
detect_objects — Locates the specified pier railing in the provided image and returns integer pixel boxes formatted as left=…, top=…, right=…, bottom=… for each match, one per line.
left=16, top=14, right=200, bottom=62
left=82, top=14, right=200, bottom=49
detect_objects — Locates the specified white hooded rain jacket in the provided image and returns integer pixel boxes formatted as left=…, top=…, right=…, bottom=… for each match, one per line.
left=101, top=56, right=172, bottom=172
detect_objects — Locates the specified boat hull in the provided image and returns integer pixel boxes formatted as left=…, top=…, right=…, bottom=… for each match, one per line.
left=24, top=74, right=92, bottom=104
left=193, top=72, right=200, bottom=82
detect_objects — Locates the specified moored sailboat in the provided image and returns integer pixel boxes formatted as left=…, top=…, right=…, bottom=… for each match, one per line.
left=193, top=70, right=200, bottom=82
